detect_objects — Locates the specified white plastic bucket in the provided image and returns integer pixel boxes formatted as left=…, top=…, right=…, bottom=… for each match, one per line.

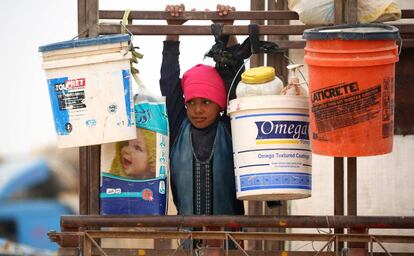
left=228, top=95, right=312, bottom=200
left=39, top=35, right=136, bottom=148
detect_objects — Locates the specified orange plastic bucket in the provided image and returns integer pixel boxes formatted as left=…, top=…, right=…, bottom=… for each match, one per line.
left=303, top=24, right=400, bottom=157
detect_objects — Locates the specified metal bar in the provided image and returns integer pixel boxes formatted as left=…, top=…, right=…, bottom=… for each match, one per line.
left=54, top=231, right=414, bottom=243
left=77, top=0, right=87, bottom=36
left=88, top=145, right=101, bottom=214
left=77, top=0, right=89, bottom=219
left=334, top=0, right=345, bottom=24
left=83, top=232, right=92, bottom=256
left=85, top=0, right=100, bottom=217
left=97, top=23, right=414, bottom=37
left=60, top=215, right=414, bottom=229
left=250, top=0, right=265, bottom=70
left=265, top=0, right=288, bottom=252
left=346, top=0, right=358, bottom=24
left=248, top=0, right=265, bottom=250
left=79, top=147, right=89, bottom=215
left=84, top=232, right=108, bottom=256
left=402, top=9, right=414, bottom=18
left=334, top=157, right=344, bottom=252
left=99, top=10, right=299, bottom=21
left=347, top=157, right=357, bottom=216
left=98, top=24, right=317, bottom=36
left=86, top=0, right=99, bottom=37
left=89, top=249, right=414, bottom=256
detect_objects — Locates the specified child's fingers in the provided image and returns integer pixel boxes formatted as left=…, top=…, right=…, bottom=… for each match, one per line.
left=178, top=3, right=185, bottom=13
left=173, top=5, right=180, bottom=16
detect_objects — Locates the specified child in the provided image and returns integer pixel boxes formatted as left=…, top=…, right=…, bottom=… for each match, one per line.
left=160, top=4, right=245, bottom=217
left=110, top=128, right=157, bottom=179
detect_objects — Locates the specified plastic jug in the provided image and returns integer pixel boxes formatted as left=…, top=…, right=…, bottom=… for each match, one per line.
left=236, top=66, right=283, bottom=97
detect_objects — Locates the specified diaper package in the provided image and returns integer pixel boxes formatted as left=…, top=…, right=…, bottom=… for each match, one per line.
left=100, top=92, right=169, bottom=215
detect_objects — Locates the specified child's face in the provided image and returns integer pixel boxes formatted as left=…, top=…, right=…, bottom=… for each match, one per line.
left=120, top=129, right=152, bottom=179
left=185, top=98, right=221, bottom=129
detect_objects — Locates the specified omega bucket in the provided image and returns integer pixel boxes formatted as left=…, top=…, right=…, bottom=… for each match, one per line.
left=303, top=24, right=400, bottom=156
left=228, top=95, right=311, bottom=201
left=39, top=34, right=136, bottom=148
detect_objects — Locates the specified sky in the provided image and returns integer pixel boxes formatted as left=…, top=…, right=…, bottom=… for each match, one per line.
left=0, top=0, right=250, bottom=157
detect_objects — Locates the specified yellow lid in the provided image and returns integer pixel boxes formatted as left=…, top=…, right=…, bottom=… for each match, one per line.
left=241, top=66, right=276, bottom=84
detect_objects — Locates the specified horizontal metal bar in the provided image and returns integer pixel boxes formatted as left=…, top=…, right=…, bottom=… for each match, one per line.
left=99, top=10, right=414, bottom=21
left=99, top=10, right=300, bottom=21
left=98, top=23, right=316, bottom=35
left=61, top=215, right=414, bottom=229
left=99, top=23, right=414, bottom=36
left=402, top=9, right=414, bottom=18
left=95, top=249, right=414, bottom=256
left=98, top=10, right=414, bottom=27
left=394, top=24, right=414, bottom=34
left=51, top=230, right=414, bottom=244
left=83, top=231, right=414, bottom=243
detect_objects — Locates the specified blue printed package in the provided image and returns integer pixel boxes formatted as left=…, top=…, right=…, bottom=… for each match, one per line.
left=100, top=93, right=169, bottom=215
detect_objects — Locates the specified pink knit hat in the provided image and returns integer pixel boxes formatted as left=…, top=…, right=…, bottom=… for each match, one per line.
left=181, top=64, right=226, bottom=111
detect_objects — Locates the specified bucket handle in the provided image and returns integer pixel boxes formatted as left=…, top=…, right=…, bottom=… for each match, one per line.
left=226, top=58, right=250, bottom=114
left=397, top=37, right=403, bottom=56
left=225, top=54, right=309, bottom=115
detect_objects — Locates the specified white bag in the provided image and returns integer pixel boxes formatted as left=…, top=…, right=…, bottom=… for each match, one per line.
left=288, top=0, right=401, bottom=25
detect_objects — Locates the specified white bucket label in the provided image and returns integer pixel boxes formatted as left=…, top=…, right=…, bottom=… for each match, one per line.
left=231, top=110, right=312, bottom=200
left=47, top=70, right=132, bottom=135
left=47, top=77, right=88, bottom=135
left=46, top=68, right=136, bottom=147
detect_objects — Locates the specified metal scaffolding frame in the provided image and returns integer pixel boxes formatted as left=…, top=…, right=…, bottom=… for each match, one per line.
left=49, top=0, right=414, bottom=255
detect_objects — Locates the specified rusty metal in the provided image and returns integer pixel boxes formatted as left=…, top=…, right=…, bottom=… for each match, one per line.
left=334, top=157, right=344, bottom=252
left=347, top=157, right=357, bottom=216
left=61, top=215, right=414, bottom=229
left=51, top=230, right=414, bottom=243
left=49, top=229, right=414, bottom=256
left=395, top=47, right=414, bottom=135
left=70, top=2, right=414, bottom=256
left=99, top=9, right=414, bottom=21
left=95, top=250, right=414, bottom=256
left=99, top=10, right=300, bottom=21
left=334, top=0, right=345, bottom=24
left=98, top=24, right=318, bottom=36
left=346, top=0, right=358, bottom=24
left=79, top=146, right=101, bottom=215
left=248, top=1, right=266, bottom=252
left=402, top=9, right=414, bottom=18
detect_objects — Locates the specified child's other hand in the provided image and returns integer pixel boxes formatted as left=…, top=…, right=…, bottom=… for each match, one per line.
left=209, top=4, right=238, bottom=47
left=165, top=4, right=193, bottom=41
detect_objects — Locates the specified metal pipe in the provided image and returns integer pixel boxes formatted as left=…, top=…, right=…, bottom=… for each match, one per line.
left=61, top=215, right=414, bottom=229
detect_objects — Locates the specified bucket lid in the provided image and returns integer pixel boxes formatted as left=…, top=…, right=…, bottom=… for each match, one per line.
left=241, top=66, right=276, bottom=84
left=38, top=34, right=130, bottom=52
left=228, top=95, right=308, bottom=115
left=303, top=24, right=400, bottom=40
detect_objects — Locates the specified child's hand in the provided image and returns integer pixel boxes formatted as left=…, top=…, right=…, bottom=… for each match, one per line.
left=209, top=4, right=238, bottom=47
left=165, top=4, right=187, bottom=25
